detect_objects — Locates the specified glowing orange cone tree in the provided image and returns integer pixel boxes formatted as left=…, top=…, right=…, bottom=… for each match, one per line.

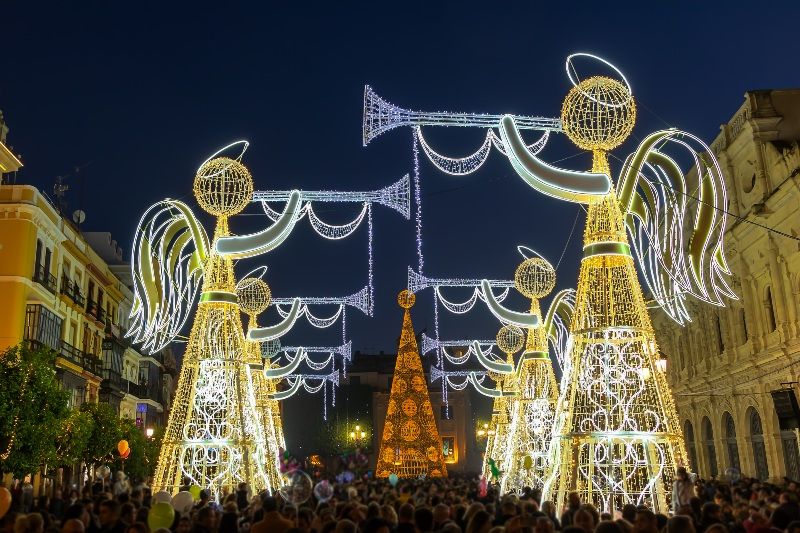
left=376, top=290, right=447, bottom=479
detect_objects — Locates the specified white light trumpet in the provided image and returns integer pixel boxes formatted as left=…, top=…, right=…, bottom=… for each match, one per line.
left=363, top=86, right=562, bottom=146
left=254, top=174, right=411, bottom=220
left=407, top=267, right=514, bottom=293
left=272, top=285, right=372, bottom=316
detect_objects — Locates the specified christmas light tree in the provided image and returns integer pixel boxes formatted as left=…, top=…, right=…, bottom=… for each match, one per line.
left=376, top=290, right=447, bottom=479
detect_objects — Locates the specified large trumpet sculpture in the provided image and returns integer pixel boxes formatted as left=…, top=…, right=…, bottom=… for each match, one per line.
left=363, top=54, right=735, bottom=512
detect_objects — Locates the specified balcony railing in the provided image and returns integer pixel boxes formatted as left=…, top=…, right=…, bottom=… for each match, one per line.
left=86, top=299, right=106, bottom=323
left=101, top=370, right=162, bottom=404
left=60, top=340, right=101, bottom=375
left=60, top=276, right=85, bottom=306
left=32, top=264, right=58, bottom=294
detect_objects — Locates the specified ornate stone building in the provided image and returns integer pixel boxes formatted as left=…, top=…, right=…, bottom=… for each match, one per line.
left=653, top=89, right=800, bottom=482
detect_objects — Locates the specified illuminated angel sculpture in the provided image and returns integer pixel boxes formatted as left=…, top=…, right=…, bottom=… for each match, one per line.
left=131, top=145, right=300, bottom=498
left=364, top=54, right=735, bottom=512
left=130, top=142, right=409, bottom=497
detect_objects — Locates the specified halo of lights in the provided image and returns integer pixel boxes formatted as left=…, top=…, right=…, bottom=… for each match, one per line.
left=514, top=257, right=556, bottom=299
left=193, top=157, right=254, bottom=216
left=561, top=77, right=636, bottom=152
left=495, top=325, right=524, bottom=355
left=237, top=278, right=272, bottom=315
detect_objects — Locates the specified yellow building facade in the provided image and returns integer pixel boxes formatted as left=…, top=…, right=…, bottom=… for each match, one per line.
left=653, top=89, right=800, bottom=482
left=0, top=183, right=171, bottom=426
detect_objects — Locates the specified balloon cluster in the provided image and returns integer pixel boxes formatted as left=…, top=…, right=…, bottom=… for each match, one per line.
left=279, top=448, right=300, bottom=474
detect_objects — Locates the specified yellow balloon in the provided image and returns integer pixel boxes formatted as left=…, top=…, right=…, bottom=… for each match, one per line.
left=523, top=455, right=533, bottom=470
left=147, top=502, right=175, bottom=530
left=0, top=487, right=11, bottom=519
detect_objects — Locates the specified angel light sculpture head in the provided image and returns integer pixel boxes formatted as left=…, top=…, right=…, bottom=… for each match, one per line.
left=194, top=156, right=254, bottom=217
left=561, top=75, right=636, bottom=154
left=515, top=257, right=556, bottom=300
left=237, top=277, right=272, bottom=316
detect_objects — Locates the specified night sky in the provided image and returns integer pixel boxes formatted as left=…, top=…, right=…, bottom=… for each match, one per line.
left=2, top=1, right=800, bottom=357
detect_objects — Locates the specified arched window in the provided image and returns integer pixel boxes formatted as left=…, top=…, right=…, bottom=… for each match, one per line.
left=765, top=287, right=777, bottom=332
left=781, top=429, right=800, bottom=480
left=749, top=408, right=769, bottom=480
left=723, top=412, right=741, bottom=474
left=702, top=416, right=718, bottom=478
left=684, top=420, right=699, bottom=472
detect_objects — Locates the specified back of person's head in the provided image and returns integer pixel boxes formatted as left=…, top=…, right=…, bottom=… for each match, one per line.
left=621, top=503, right=637, bottom=522
left=334, top=518, right=357, bottom=533
left=414, top=506, right=434, bottom=531
left=666, top=515, right=696, bottom=533
left=60, top=518, right=85, bottom=533
left=561, top=527, right=586, bottom=533
left=361, top=518, right=391, bottom=533
left=63, top=504, right=85, bottom=522
left=567, top=491, right=581, bottom=507
left=261, top=495, right=278, bottom=513
left=465, top=510, right=491, bottom=533
left=366, top=501, right=381, bottom=520
left=786, top=520, right=800, bottom=533
left=398, top=502, right=414, bottom=522
left=196, top=505, right=214, bottom=525
left=380, top=503, right=398, bottom=525
left=595, top=522, right=625, bottom=533
left=126, top=523, right=148, bottom=533
left=701, top=501, right=721, bottom=518
left=14, top=513, right=44, bottom=533
left=702, top=525, right=728, bottom=533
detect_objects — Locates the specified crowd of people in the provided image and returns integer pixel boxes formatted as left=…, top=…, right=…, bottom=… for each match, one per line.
left=3, top=469, right=800, bottom=533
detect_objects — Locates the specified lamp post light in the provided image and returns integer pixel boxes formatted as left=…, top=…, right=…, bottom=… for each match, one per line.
left=349, top=424, right=368, bottom=445
left=145, top=427, right=155, bottom=439
left=477, top=423, right=495, bottom=439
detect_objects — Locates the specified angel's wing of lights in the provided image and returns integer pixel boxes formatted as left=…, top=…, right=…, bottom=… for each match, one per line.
left=128, top=200, right=209, bottom=353
left=542, top=289, right=576, bottom=370
left=617, top=130, right=737, bottom=324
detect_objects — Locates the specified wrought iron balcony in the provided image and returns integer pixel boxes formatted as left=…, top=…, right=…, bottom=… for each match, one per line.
left=60, top=276, right=85, bottom=306
left=32, top=264, right=58, bottom=294
left=86, top=299, right=106, bottom=323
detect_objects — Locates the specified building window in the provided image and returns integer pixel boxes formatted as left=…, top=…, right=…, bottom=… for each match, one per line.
left=387, top=376, right=393, bottom=390
left=765, top=287, right=777, bottom=332
left=684, top=420, right=698, bottom=472
left=440, top=405, right=453, bottom=420
left=702, top=416, right=718, bottom=478
left=349, top=376, right=361, bottom=386
left=24, top=304, right=63, bottom=351
left=723, top=412, right=741, bottom=474
left=749, top=408, right=769, bottom=481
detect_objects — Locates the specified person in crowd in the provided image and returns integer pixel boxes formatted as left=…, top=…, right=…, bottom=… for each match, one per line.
left=97, top=501, right=125, bottom=533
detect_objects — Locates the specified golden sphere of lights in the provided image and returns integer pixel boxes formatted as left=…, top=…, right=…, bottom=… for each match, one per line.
left=236, top=278, right=271, bottom=315
left=496, top=324, right=524, bottom=354
left=193, top=157, right=254, bottom=216
left=561, top=76, right=636, bottom=152
left=514, top=257, right=556, bottom=299
left=398, top=290, right=416, bottom=309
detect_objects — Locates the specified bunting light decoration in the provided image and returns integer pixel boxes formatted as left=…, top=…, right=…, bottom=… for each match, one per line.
left=363, top=53, right=734, bottom=512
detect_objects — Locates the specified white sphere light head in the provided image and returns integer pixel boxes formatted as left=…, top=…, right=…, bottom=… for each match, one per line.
left=193, top=156, right=254, bottom=216
left=515, top=257, right=556, bottom=299
left=236, top=277, right=271, bottom=315
left=496, top=324, right=524, bottom=355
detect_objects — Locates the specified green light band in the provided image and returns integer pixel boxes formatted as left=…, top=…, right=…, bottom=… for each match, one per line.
left=200, top=291, right=238, bottom=304
left=583, top=242, right=631, bottom=258
left=521, top=351, right=549, bottom=361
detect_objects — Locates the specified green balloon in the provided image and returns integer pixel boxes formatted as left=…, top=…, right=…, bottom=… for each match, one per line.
left=148, top=502, right=175, bottom=530
left=189, top=484, right=202, bottom=500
